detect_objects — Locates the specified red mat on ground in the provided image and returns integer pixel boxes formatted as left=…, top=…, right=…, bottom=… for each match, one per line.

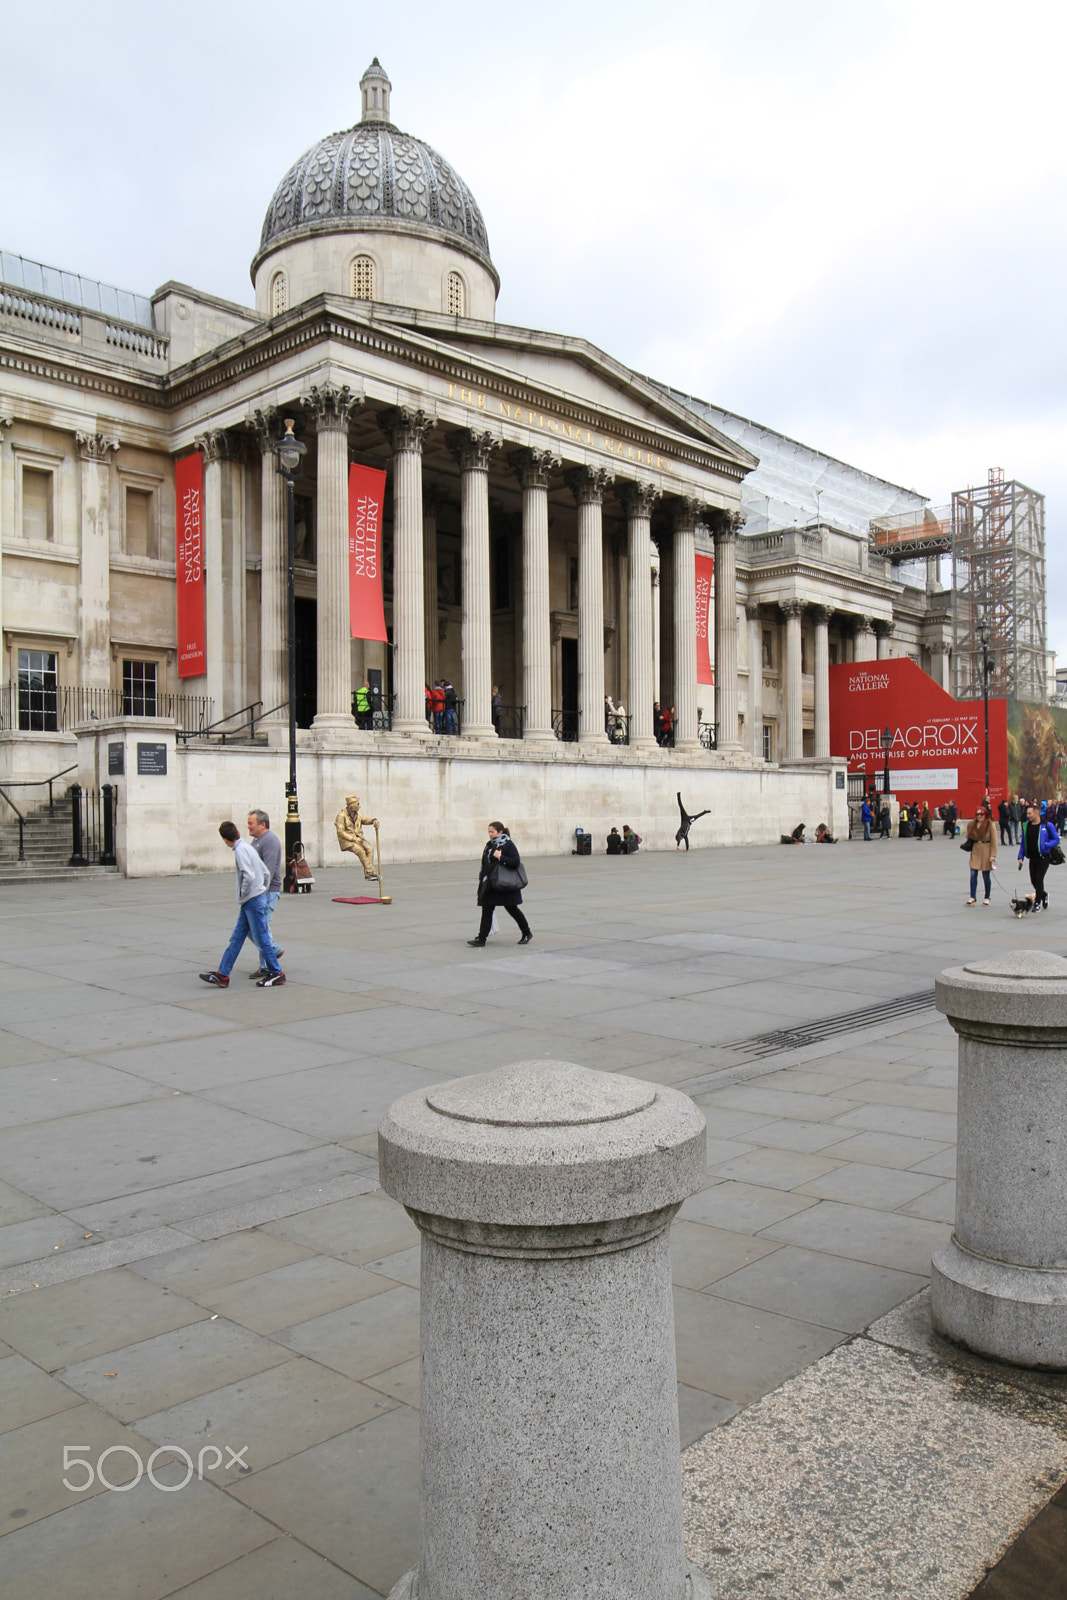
left=331, top=895, right=385, bottom=905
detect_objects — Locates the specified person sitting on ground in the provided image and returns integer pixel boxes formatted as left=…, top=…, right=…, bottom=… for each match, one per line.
left=622, top=824, right=641, bottom=852
left=606, top=826, right=625, bottom=855
left=814, top=822, right=834, bottom=843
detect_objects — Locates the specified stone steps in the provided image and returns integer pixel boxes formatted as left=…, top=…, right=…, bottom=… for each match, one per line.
left=0, top=864, right=119, bottom=885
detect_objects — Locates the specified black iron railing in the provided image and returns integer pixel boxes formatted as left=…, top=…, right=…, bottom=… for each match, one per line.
left=552, top=708, right=579, bottom=743
left=424, top=696, right=462, bottom=736
left=493, top=704, right=525, bottom=740
left=0, top=682, right=212, bottom=735
left=68, top=783, right=117, bottom=867
left=698, top=721, right=717, bottom=750
left=176, top=701, right=285, bottom=746
left=606, top=712, right=629, bottom=746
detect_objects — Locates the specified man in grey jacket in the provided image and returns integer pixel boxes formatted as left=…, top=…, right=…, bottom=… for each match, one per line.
left=199, top=821, right=285, bottom=988
left=248, top=809, right=284, bottom=979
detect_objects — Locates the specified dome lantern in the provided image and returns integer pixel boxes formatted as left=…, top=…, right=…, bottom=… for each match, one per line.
left=360, top=57, right=391, bottom=124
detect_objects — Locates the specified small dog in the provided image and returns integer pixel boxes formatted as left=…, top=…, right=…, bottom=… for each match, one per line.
left=1010, top=895, right=1038, bottom=917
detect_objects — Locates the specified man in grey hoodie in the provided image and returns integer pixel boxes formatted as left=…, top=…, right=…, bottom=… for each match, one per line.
left=199, top=821, right=286, bottom=988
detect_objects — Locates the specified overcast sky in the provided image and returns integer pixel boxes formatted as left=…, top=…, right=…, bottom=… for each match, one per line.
left=7, top=0, right=1066, bottom=648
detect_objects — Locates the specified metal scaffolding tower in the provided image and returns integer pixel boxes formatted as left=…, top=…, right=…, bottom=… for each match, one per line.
left=951, top=469, right=1046, bottom=703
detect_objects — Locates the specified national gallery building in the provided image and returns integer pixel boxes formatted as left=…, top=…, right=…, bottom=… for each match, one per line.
left=0, top=62, right=947, bottom=869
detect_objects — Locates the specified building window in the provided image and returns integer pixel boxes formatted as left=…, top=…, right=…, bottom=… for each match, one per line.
left=21, top=467, right=53, bottom=542
left=763, top=723, right=773, bottom=762
left=124, top=487, right=157, bottom=559
left=122, top=659, right=157, bottom=716
left=270, top=271, right=287, bottom=316
left=761, top=628, right=774, bottom=668
left=17, top=648, right=58, bottom=731
left=446, top=271, right=466, bottom=317
left=350, top=255, right=376, bottom=300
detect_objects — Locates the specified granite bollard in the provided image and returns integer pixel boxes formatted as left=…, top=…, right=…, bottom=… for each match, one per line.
left=378, top=1059, right=714, bottom=1599
left=931, top=950, right=1067, bottom=1368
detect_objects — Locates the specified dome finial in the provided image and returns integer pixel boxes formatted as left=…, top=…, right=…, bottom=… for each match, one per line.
left=360, top=58, right=392, bottom=124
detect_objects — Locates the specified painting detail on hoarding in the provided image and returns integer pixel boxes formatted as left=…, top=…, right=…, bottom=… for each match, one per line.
left=1008, top=700, right=1067, bottom=798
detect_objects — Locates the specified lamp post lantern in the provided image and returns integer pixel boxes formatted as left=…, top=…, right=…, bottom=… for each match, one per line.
left=978, top=613, right=991, bottom=795
left=880, top=725, right=893, bottom=796
left=273, top=418, right=307, bottom=892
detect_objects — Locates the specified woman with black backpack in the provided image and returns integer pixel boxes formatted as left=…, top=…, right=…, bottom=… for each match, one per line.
left=468, top=821, right=532, bottom=946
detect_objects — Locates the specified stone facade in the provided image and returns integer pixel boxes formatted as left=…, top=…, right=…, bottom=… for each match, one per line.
left=0, top=64, right=947, bottom=867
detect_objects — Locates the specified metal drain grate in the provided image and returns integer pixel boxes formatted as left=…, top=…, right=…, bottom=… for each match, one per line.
left=732, top=989, right=937, bottom=1059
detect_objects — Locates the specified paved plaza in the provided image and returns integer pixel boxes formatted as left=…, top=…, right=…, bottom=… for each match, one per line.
left=0, top=835, right=1065, bottom=1598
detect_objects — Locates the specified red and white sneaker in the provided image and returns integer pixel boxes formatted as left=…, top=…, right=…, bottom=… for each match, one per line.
left=256, top=971, right=286, bottom=987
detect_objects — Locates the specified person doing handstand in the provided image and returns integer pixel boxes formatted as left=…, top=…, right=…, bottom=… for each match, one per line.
left=675, top=792, right=711, bottom=851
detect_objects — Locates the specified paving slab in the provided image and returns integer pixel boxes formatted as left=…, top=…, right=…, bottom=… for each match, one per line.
left=0, top=1267, right=206, bottom=1370
left=762, top=1197, right=953, bottom=1275
left=199, top=1256, right=395, bottom=1335
left=162, top=1538, right=381, bottom=1599
left=130, top=1230, right=315, bottom=1299
left=0, top=1352, right=84, bottom=1432
left=680, top=1180, right=819, bottom=1234
left=274, top=1285, right=423, bottom=1382
left=263, top=1190, right=420, bottom=1264
left=670, top=1220, right=783, bottom=1292
left=673, top=1284, right=844, bottom=1404
left=705, top=1243, right=927, bottom=1332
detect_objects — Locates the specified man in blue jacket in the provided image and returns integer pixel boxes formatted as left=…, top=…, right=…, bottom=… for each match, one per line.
left=860, top=798, right=872, bottom=840
left=1018, top=803, right=1060, bottom=914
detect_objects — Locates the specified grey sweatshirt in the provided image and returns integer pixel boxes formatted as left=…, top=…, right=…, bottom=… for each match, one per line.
left=233, top=837, right=270, bottom=903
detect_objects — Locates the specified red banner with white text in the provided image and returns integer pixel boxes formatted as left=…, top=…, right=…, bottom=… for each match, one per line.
left=349, top=464, right=388, bottom=641
left=695, top=553, right=715, bottom=685
left=175, top=452, right=206, bottom=678
left=829, top=656, right=1007, bottom=815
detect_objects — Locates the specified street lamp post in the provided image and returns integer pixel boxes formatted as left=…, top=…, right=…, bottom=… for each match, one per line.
left=881, top=725, right=893, bottom=796
left=274, top=418, right=307, bottom=892
left=978, top=614, right=991, bottom=796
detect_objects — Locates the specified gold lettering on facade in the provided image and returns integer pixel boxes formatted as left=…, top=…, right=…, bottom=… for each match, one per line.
left=446, top=382, right=672, bottom=472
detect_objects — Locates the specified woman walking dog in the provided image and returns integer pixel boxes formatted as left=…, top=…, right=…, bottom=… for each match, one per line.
left=468, top=821, right=532, bottom=946
left=964, top=803, right=997, bottom=906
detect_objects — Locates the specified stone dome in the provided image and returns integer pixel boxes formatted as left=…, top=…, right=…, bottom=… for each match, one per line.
left=254, top=61, right=492, bottom=277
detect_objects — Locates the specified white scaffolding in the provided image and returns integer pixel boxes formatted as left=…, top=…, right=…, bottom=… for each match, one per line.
left=951, top=470, right=1047, bottom=704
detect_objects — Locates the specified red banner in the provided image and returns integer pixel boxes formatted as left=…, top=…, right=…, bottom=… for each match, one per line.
left=695, top=553, right=714, bottom=684
left=349, top=464, right=388, bottom=641
left=829, top=657, right=1007, bottom=815
left=175, top=452, right=206, bottom=678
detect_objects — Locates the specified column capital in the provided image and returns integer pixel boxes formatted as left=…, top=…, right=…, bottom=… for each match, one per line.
left=927, top=639, right=950, bottom=656
left=872, top=617, right=894, bottom=638
left=387, top=406, right=434, bottom=455
left=744, top=599, right=762, bottom=623
left=306, top=383, right=360, bottom=434
left=0, top=403, right=14, bottom=439
left=249, top=406, right=280, bottom=454
left=450, top=427, right=499, bottom=473
left=852, top=612, right=873, bottom=634
left=810, top=604, right=832, bottom=626
left=75, top=430, right=120, bottom=463
left=618, top=480, right=660, bottom=519
left=193, top=428, right=249, bottom=464
left=710, top=507, right=746, bottom=544
left=670, top=494, right=702, bottom=533
left=567, top=465, right=613, bottom=507
left=780, top=598, right=806, bottom=620
left=514, top=446, right=559, bottom=492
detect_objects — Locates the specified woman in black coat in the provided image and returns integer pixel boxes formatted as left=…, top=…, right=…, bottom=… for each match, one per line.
left=468, top=821, right=532, bottom=946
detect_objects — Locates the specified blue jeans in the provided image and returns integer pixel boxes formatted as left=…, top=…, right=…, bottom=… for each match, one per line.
left=862, top=819, right=871, bottom=840
left=219, top=893, right=281, bottom=976
left=969, top=868, right=991, bottom=900
left=262, top=889, right=280, bottom=961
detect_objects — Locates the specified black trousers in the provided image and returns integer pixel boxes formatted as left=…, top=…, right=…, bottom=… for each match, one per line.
left=1029, top=857, right=1049, bottom=905
left=478, top=902, right=530, bottom=940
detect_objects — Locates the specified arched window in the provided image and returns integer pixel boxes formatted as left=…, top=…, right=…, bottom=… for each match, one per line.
left=446, top=271, right=466, bottom=317
left=350, top=255, right=376, bottom=301
left=270, top=271, right=287, bottom=317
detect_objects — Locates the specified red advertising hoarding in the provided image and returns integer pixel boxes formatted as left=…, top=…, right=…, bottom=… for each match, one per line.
left=696, top=553, right=714, bottom=684
left=829, top=657, right=1007, bottom=815
left=348, top=463, right=388, bottom=641
left=175, top=452, right=206, bottom=678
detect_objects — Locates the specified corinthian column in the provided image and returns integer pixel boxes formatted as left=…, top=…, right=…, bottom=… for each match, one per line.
left=386, top=407, right=433, bottom=734
left=782, top=600, right=804, bottom=760
left=423, top=486, right=439, bottom=689
left=874, top=619, right=893, bottom=660
left=672, top=498, right=700, bottom=751
left=452, top=429, right=498, bottom=738
left=712, top=509, right=744, bottom=751
left=75, top=430, right=120, bottom=690
left=252, top=408, right=286, bottom=723
left=746, top=600, right=763, bottom=759
left=811, top=604, right=831, bottom=759
left=568, top=466, right=612, bottom=744
left=307, top=384, right=360, bottom=728
left=517, top=449, right=557, bottom=741
left=853, top=615, right=876, bottom=662
left=621, top=481, right=659, bottom=750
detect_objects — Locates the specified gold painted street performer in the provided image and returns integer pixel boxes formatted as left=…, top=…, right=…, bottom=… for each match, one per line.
left=335, top=794, right=380, bottom=881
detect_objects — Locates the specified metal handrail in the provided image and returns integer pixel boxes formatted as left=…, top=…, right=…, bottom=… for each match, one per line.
left=0, top=763, right=77, bottom=811
left=0, top=788, right=26, bottom=859
left=552, top=708, right=579, bottom=743
left=177, top=701, right=285, bottom=746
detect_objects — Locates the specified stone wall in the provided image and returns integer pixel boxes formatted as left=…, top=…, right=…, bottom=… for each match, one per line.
left=75, top=720, right=848, bottom=876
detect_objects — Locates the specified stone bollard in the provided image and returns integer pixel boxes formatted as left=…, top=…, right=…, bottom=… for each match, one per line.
left=378, top=1059, right=714, bottom=1600
left=931, top=951, right=1067, bottom=1369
